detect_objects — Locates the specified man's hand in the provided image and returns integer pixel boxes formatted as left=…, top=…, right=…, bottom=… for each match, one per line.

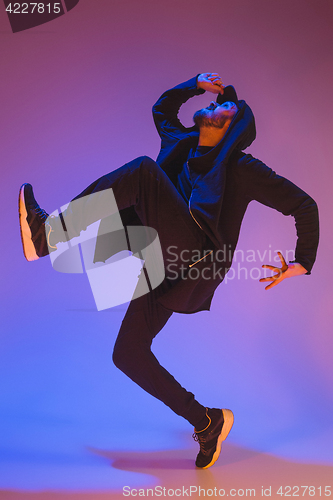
left=259, top=251, right=308, bottom=290
left=197, top=73, right=224, bottom=94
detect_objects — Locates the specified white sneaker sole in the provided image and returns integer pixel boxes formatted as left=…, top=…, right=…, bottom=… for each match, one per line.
left=19, top=184, right=39, bottom=262
left=201, top=408, right=234, bottom=469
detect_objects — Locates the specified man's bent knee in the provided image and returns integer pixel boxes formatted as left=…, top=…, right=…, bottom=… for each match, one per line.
left=138, top=156, right=160, bottom=175
left=112, top=340, right=139, bottom=375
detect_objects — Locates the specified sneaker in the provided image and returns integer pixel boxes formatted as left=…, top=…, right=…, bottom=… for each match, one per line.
left=193, top=408, right=234, bottom=469
left=19, top=183, right=56, bottom=261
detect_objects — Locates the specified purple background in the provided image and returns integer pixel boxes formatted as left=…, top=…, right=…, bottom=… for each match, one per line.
left=0, top=0, right=332, bottom=494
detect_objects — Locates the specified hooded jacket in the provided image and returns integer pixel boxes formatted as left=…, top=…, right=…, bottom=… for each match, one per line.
left=94, top=76, right=319, bottom=313
left=153, top=76, right=256, bottom=250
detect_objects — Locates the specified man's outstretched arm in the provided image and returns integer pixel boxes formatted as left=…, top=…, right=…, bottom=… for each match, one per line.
left=240, top=156, right=319, bottom=288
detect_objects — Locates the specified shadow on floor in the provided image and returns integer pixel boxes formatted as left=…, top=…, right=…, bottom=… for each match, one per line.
left=1, top=442, right=332, bottom=499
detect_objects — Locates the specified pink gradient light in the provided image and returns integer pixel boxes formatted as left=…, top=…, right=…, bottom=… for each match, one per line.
left=0, top=0, right=332, bottom=495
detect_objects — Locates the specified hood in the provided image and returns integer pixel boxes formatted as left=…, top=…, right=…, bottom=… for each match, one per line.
left=217, top=85, right=256, bottom=149
left=188, top=91, right=256, bottom=176
left=186, top=92, right=256, bottom=249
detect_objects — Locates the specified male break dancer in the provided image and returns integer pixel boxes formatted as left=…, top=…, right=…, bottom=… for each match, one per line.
left=18, top=73, right=319, bottom=469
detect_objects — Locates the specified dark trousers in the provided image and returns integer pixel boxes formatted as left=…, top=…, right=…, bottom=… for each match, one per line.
left=58, top=156, right=209, bottom=426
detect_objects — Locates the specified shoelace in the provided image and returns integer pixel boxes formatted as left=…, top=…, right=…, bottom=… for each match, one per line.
left=34, top=205, right=49, bottom=222
left=192, top=408, right=211, bottom=455
left=32, top=206, right=57, bottom=250
left=192, top=432, right=209, bottom=455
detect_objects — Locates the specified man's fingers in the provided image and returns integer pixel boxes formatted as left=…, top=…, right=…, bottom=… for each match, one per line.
left=211, top=78, right=223, bottom=84
left=264, top=280, right=280, bottom=291
left=262, top=264, right=279, bottom=271
left=259, top=276, right=282, bottom=290
left=208, top=75, right=222, bottom=84
left=277, top=251, right=288, bottom=270
left=260, top=252, right=288, bottom=290
left=259, top=275, right=280, bottom=282
left=210, top=80, right=223, bottom=87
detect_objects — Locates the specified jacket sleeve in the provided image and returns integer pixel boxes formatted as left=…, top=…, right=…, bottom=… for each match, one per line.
left=242, top=155, right=319, bottom=274
left=152, top=76, right=204, bottom=141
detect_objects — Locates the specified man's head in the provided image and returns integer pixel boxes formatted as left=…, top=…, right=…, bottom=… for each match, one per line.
left=193, top=101, right=238, bottom=129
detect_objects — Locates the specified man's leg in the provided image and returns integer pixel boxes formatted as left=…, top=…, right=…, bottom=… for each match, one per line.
left=112, top=282, right=206, bottom=427
left=51, top=155, right=208, bottom=265
left=112, top=280, right=234, bottom=469
left=19, top=156, right=206, bottom=262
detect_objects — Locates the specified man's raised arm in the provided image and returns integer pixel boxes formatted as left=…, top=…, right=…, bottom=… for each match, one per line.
left=152, top=73, right=224, bottom=139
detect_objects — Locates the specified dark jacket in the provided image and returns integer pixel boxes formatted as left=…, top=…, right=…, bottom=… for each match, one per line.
left=96, top=77, right=319, bottom=314
left=153, top=76, right=257, bottom=250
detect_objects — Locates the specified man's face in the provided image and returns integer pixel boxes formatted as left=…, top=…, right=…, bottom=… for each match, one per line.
left=193, top=101, right=238, bottom=129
